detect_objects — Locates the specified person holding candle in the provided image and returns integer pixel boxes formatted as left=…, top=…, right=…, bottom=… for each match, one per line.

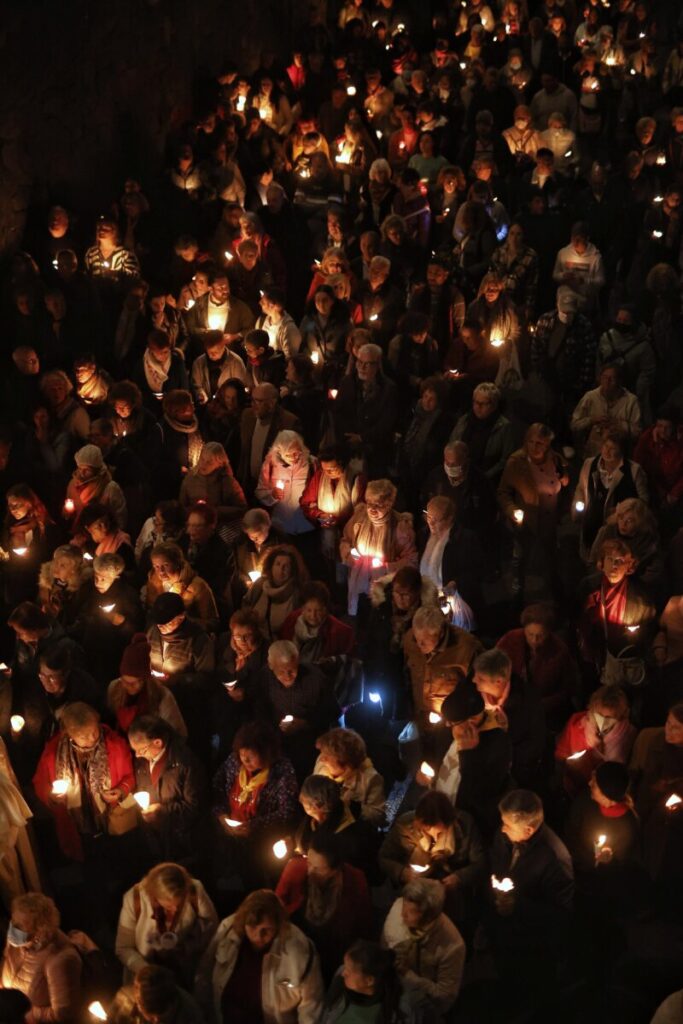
left=313, top=726, right=385, bottom=826
left=295, top=775, right=369, bottom=871
left=340, top=478, right=417, bottom=616
left=128, top=715, right=204, bottom=866
left=333, top=339, right=400, bottom=477
left=33, top=702, right=135, bottom=862
left=630, top=702, right=683, bottom=822
left=108, top=963, right=205, bottom=1024
left=180, top=504, right=232, bottom=617
left=466, top=272, right=522, bottom=357
left=157, top=390, right=205, bottom=501
left=36, top=544, right=89, bottom=631
left=145, top=592, right=215, bottom=693
left=449, top=383, right=516, bottom=484
left=131, top=328, right=189, bottom=412
left=107, top=634, right=186, bottom=737
left=1, top=485, right=56, bottom=607
left=419, top=495, right=484, bottom=616
left=299, top=287, right=352, bottom=381
left=81, top=504, right=136, bottom=574
left=590, top=498, right=665, bottom=598
left=300, top=444, right=366, bottom=568
left=242, top=544, right=308, bottom=640
left=116, top=862, right=217, bottom=988
left=65, top=444, right=127, bottom=533
left=254, top=431, right=316, bottom=542
left=279, top=356, right=325, bottom=453
left=196, top=888, right=324, bottom=1024
left=178, top=442, right=246, bottom=534
left=0, top=892, right=82, bottom=1023
left=280, top=582, right=354, bottom=665
left=134, top=500, right=186, bottom=578
left=570, top=363, right=642, bottom=459
left=379, top=790, right=486, bottom=932
left=229, top=508, right=285, bottom=604
left=381, top=877, right=465, bottom=1016
left=497, top=422, right=569, bottom=601
left=574, top=430, right=649, bottom=561
left=144, top=541, right=219, bottom=634
left=189, top=333, right=248, bottom=414
left=564, top=762, right=640, bottom=875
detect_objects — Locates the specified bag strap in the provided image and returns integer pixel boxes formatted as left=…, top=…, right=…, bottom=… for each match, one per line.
left=134, top=883, right=198, bottom=923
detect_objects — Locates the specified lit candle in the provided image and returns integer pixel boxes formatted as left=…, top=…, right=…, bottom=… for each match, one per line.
left=275, top=480, right=285, bottom=491
left=346, top=85, right=356, bottom=96
left=448, top=369, right=459, bottom=376
left=133, top=792, right=150, bottom=811
left=565, top=149, right=573, bottom=158
left=575, top=501, right=585, bottom=512
left=10, top=715, right=25, bottom=734
left=369, top=313, right=379, bottom=322
left=273, top=839, right=288, bottom=859
left=224, top=250, right=234, bottom=261
left=281, top=715, right=294, bottom=724
left=665, top=793, right=682, bottom=810
left=236, top=95, right=246, bottom=112
left=397, top=22, right=405, bottom=32
left=428, top=711, right=442, bottom=725
left=0, top=663, right=8, bottom=671
left=513, top=509, right=524, bottom=524
left=490, top=335, right=505, bottom=348
left=151, top=669, right=166, bottom=679
left=567, top=749, right=586, bottom=762
left=491, top=875, right=514, bottom=892
left=652, top=230, right=663, bottom=239
left=224, top=680, right=237, bottom=691
left=186, top=298, right=195, bottom=309
left=376, top=130, right=382, bottom=140
left=12, top=547, right=27, bottom=556
left=311, top=351, right=320, bottom=365
left=630, top=67, right=637, bottom=76
left=350, top=547, right=360, bottom=559
left=371, top=556, right=383, bottom=569
left=328, top=388, right=338, bottom=400
left=89, top=1002, right=108, bottom=1021
left=52, top=258, right=59, bottom=269
left=654, top=196, right=664, bottom=203
left=420, top=761, right=435, bottom=779
left=64, top=498, right=75, bottom=515
left=410, top=863, right=429, bottom=873
left=224, top=817, right=242, bottom=828
left=594, top=833, right=607, bottom=863
left=459, top=61, right=467, bottom=70
left=248, top=570, right=262, bottom=583
left=52, top=780, right=69, bottom=796
left=368, top=691, right=381, bottom=704
left=399, top=141, right=406, bottom=151
left=656, top=154, right=666, bottom=166
left=626, top=625, right=640, bottom=633
left=83, top=552, right=94, bottom=562
left=100, top=603, right=116, bottom=613
left=102, top=260, right=111, bottom=269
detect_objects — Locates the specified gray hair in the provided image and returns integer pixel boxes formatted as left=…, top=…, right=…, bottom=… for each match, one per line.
left=498, top=789, right=544, bottom=828
left=93, top=553, right=125, bottom=577
left=52, top=544, right=83, bottom=568
left=444, top=441, right=469, bottom=460
left=412, top=606, right=448, bottom=633
left=300, top=774, right=341, bottom=811
left=369, top=159, right=392, bottom=182
left=242, top=508, right=270, bottom=530
left=473, top=648, right=512, bottom=679
left=369, top=255, right=391, bottom=275
left=357, top=343, right=383, bottom=364
left=402, top=878, right=445, bottom=922
left=268, top=640, right=298, bottom=666
left=271, top=430, right=309, bottom=462
left=472, top=382, right=501, bottom=406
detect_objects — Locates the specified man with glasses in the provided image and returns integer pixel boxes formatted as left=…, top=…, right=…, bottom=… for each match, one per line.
left=333, top=343, right=398, bottom=477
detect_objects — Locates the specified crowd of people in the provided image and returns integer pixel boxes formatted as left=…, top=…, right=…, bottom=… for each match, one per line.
left=1, top=0, right=683, bottom=1021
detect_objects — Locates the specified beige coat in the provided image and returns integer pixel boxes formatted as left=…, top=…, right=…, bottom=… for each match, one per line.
left=196, top=917, right=324, bottom=1024
left=0, top=739, right=42, bottom=907
left=313, top=755, right=386, bottom=826
left=1, top=930, right=81, bottom=1023
left=403, top=625, right=482, bottom=717
left=381, top=898, right=466, bottom=1015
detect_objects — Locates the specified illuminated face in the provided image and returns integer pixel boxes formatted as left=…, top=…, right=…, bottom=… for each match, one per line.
left=419, top=820, right=448, bottom=843
left=664, top=712, right=683, bottom=745
left=38, top=664, right=66, bottom=695
left=300, top=795, right=327, bottom=823
left=342, top=955, right=374, bottom=996
left=49, top=208, right=69, bottom=237
left=523, top=622, right=548, bottom=651
left=366, top=494, right=391, bottom=522
left=151, top=556, right=180, bottom=584
left=599, top=368, right=619, bottom=400
left=114, top=400, right=133, bottom=419
left=302, top=599, right=326, bottom=629
left=472, top=392, right=496, bottom=419
left=282, top=444, right=302, bottom=467
left=240, top=747, right=264, bottom=772
left=600, top=548, right=631, bottom=585
left=121, top=674, right=144, bottom=696
left=424, top=502, right=451, bottom=537
left=501, top=812, right=534, bottom=843
left=74, top=362, right=96, bottom=384
left=413, top=627, right=442, bottom=655
left=393, top=585, right=417, bottom=612
left=600, top=439, right=622, bottom=464
left=526, top=430, right=551, bottom=463
left=94, top=569, right=117, bottom=594
left=245, top=524, right=269, bottom=547
left=307, top=848, right=336, bottom=881
left=616, top=508, right=638, bottom=536
left=271, top=555, right=292, bottom=586
left=197, top=448, right=221, bottom=475
left=69, top=724, right=101, bottom=751
left=272, top=656, right=298, bottom=687
left=7, top=496, right=31, bottom=520
left=231, top=626, right=258, bottom=657
left=315, top=291, right=334, bottom=316
left=473, top=671, right=507, bottom=702
left=210, top=277, right=230, bottom=303
left=87, top=518, right=108, bottom=544
left=320, top=460, right=343, bottom=481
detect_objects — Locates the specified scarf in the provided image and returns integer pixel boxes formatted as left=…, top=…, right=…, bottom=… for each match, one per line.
left=73, top=466, right=111, bottom=508
left=77, top=372, right=108, bottom=406
left=7, top=512, right=41, bottom=547
left=305, top=871, right=343, bottom=927
left=54, top=730, right=111, bottom=818
left=96, top=529, right=131, bottom=555
left=144, top=349, right=171, bottom=393
left=229, top=765, right=270, bottom=821
left=163, top=412, right=203, bottom=468
left=317, top=469, right=354, bottom=517
left=293, top=614, right=325, bottom=664
left=117, top=690, right=151, bottom=734
left=600, top=578, right=628, bottom=626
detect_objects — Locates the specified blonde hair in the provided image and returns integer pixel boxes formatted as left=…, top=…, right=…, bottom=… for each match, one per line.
left=233, top=889, right=287, bottom=937
left=365, top=478, right=396, bottom=504
left=316, top=727, right=367, bottom=769
left=142, top=862, right=194, bottom=903
left=11, top=893, right=60, bottom=941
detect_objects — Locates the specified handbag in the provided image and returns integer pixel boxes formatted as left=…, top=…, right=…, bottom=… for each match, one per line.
left=106, top=794, right=139, bottom=835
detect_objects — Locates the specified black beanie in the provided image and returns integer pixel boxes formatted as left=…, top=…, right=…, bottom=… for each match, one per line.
left=595, top=761, right=630, bottom=803
left=441, top=680, right=484, bottom=725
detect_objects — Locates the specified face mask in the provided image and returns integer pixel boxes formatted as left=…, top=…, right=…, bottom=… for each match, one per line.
left=593, top=712, right=614, bottom=734
left=515, top=119, right=528, bottom=130
left=444, top=463, right=464, bottom=481
left=7, top=923, right=31, bottom=948
left=557, top=309, right=574, bottom=323
left=510, top=61, right=522, bottom=71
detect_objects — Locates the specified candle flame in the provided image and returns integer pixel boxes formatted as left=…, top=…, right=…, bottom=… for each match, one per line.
left=420, top=761, right=435, bottom=779
left=567, top=749, right=586, bottom=761
left=575, top=501, right=585, bottom=512
left=224, top=817, right=241, bottom=827
left=52, top=780, right=69, bottom=795
left=133, top=791, right=150, bottom=811
left=89, top=1002, right=108, bottom=1021
left=666, top=793, right=682, bottom=809
left=281, top=715, right=294, bottom=724
left=273, top=839, right=288, bottom=859
left=491, top=874, right=514, bottom=892
left=328, top=388, right=338, bottom=399
left=12, top=547, right=27, bottom=556
left=428, top=711, right=442, bottom=725
left=410, top=863, right=429, bottom=873
left=311, top=351, right=320, bottom=364
left=248, top=570, right=261, bottom=583
left=10, top=715, right=25, bottom=732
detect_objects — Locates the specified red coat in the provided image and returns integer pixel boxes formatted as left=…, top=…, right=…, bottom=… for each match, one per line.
left=33, top=726, right=135, bottom=861
left=496, top=628, right=575, bottom=716
left=633, top=427, right=683, bottom=502
left=280, top=608, right=354, bottom=657
left=275, top=855, right=372, bottom=948
left=554, top=711, right=636, bottom=796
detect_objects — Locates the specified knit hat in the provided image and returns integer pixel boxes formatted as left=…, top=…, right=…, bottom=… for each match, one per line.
left=120, top=633, right=151, bottom=678
left=151, top=592, right=184, bottom=625
left=441, top=680, right=484, bottom=725
left=74, top=444, right=104, bottom=468
left=595, top=761, right=630, bottom=803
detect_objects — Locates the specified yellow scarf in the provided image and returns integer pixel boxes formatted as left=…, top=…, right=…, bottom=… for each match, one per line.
left=236, top=765, right=270, bottom=805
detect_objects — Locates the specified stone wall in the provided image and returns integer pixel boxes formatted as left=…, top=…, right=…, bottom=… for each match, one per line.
left=0, top=0, right=296, bottom=255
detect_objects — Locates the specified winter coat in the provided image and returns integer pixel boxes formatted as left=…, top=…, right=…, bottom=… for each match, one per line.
left=144, top=562, right=219, bottom=634
left=403, top=625, right=482, bottom=718
left=280, top=610, right=354, bottom=659
left=497, top=447, right=568, bottom=535
left=574, top=456, right=648, bottom=556
left=497, top=628, right=575, bottom=721
left=449, top=412, right=515, bottom=482
left=255, top=453, right=315, bottom=536
left=382, top=899, right=465, bottom=1014
left=332, top=372, right=399, bottom=478
left=132, top=734, right=204, bottom=862
left=179, top=467, right=246, bottom=522
left=196, top=918, right=324, bottom=1024
left=1, top=929, right=82, bottom=1023
left=146, top=620, right=215, bottom=683
left=312, top=754, right=385, bottom=826
left=212, top=754, right=299, bottom=835
left=379, top=809, right=486, bottom=891
left=190, top=350, right=248, bottom=403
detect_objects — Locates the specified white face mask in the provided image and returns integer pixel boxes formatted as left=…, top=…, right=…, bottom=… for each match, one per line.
left=515, top=119, right=528, bottom=130
left=557, top=309, right=574, bottom=323
left=510, top=61, right=522, bottom=71
left=444, top=463, right=464, bottom=481
left=593, top=712, right=614, bottom=734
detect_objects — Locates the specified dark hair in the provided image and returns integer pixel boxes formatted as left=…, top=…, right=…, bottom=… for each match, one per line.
left=399, top=311, right=429, bottom=336
left=155, top=500, right=186, bottom=532
left=299, top=581, right=331, bottom=609
left=108, top=380, right=142, bottom=410
left=232, top=720, right=282, bottom=766
left=317, top=442, right=350, bottom=466
left=261, top=544, right=308, bottom=585
left=8, top=602, right=50, bottom=632
left=229, top=608, right=264, bottom=635
left=0, top=989, right=31, bottom=1023
left=262, top=285, right=286, bottom=308
left=308, top=829, right=344, bottom=868
left=187, top=502, right=218, bottom=528
left=80, top=502, right=118, bottom=533
left=344, top=941, right=402, bottom=1021
left=414, top=790, right=456, bottom=827
left=392, top=566, right=422, bottom=592
left=128, top=715, right=175, bottom=745
left=135, top=965, right=178, bottom=1017
left=39, top=644, right=73, bottom=673
left=520, top=603, right=555, bottom=629
left=245, top=328, right=270, bottom=351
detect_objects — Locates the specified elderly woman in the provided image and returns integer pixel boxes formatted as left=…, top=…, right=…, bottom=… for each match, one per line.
left=280, top=581, right=354, bottom=664
left=420, top=495, right=484, bottom=616
left=33, top=702, right=135, bottom=861
left=276, top=831, right=372, bottom=985
left=116, top=862, right=217, bottom=987
left=340, top=478, right=417, bottom=616
left=255, top=430, right=316, bottom=540
left=590, top=498, right=664, bottom=596
left=305, top=247, right=352, bottom=305
left=38, top=544, right=89, bottom=630
left=382, top=878, right=466, bottom=1016
left=1, top=485, right=57, bottom=607
left=242, top=544, right=308, bottom=640
left=108, top=633, right=186, bottom=736
left=81, top=502, right=135, bottom=572
left=144, top=541, right=219, bottom=633
left=314, top=727, right=385, bottom=826
left=65, top=443, right=127, bottom=531
left=498, top=604, right=577, bottom=729
left=1, top=892, right=82, bottom=1022
left=449, top=382, right=516, bottom=483
left=574, top=430, right=649, bottom=560
left=196, top=889, right=324, bottom=1024
left=179, top=441, right=246, bottom=531
left=556, top=686, right=637, bottom=797
left=498, top=423, right=570, bottom=599
left=77, top=552, right=143, bottom=683
left=295, top=775, right=367, bottom=870
left=213, top=720, right=298, bottom=851
left=379, top=791, right=486, bottom=929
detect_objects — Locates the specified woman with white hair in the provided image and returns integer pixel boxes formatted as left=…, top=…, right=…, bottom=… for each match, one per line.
left=340, top=478, right=417, bottom=615
left=364, top=159, right=396, bottom=230
left=255, top=430, right=316, bottom=538
left=381, top=878, right=466, bottom=1016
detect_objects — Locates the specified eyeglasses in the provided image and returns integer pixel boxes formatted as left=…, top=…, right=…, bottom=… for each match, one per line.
left=357, top=359, right=379, bottom=368
left=366, top=501, right=388, bottom=511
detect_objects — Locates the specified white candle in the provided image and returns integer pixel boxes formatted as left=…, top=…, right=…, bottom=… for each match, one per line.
left=575, top=501, right=585, bottom=512
left=420, top=761, right=435, bottom=779
left=652, top=230, right=663, bottom=239
left=491, top=335, right=505, bottom=348
left=151, top=669, right=166, bottom=679
left=89, top=1002, right=108, bottom=1021
left=371, top=556, right=383, bottom=569
left=310, top=351, right=320, bottom=365
left=281, top=715, right=294, bottom=724
left=656, top=154, right=666, bottom=166
left=12, top=547, right=27, bottom=556
left=665, top=793, right=682, bottom=810
left=10, top=715, right=25, bottom=733
left=346, top=85, right=356, bottom=96
left=224, top=680, right=237, bottom=691
left=64, top=498, right=75, bottom=514
left=248, top=570, right=262, bottom=583
left=186, top=298, right=195, bottom=309
left=100, top=603, right=116, bottom=613
left=491, top=875, right=514, bottom=892
left=513, top=509, right=524, bottom=524
left=52, top=780, right=69, bottom=795
left=84, top=552, right=94, bottom=562
left=368, top=692, right=381, bottom=704
left=567, top=749, right=586, bottom=761
left=224, top=250, right=234, bottom=261
left=410, top=863, right=429, bottom=873
left=224, top=817, right=242, bottom=827
left=276, top=480, right=285, bottom=491
left=428, top=711, right=442, bottom=725
left=273, top=839, right=288, bottom=859
left=133, top=792, right=150, bottom=811
left=328, top=388, right=338, bottom=400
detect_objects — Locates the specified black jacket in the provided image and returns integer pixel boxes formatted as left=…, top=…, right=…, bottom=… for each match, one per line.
left=133, top=733, right=205, bottom=863
left=499, top=672, right=546, bottom=788
left=333, top=372, right=398, bottom=478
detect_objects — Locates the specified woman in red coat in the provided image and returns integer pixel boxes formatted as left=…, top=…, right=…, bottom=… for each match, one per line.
left=33, top=701, right=135, bottom=861
left=275, top=829, right=372, bottom=983
left=280, top=581, right=354, bottom=663
left=497, top=603, right=577, bottom=730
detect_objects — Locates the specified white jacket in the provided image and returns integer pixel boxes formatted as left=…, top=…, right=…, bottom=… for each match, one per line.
left=197, top=917, right=324, bottom=1024
left=552, top=242, right=605, bottom=311
left=381, top=898, right=466, bottom=1015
